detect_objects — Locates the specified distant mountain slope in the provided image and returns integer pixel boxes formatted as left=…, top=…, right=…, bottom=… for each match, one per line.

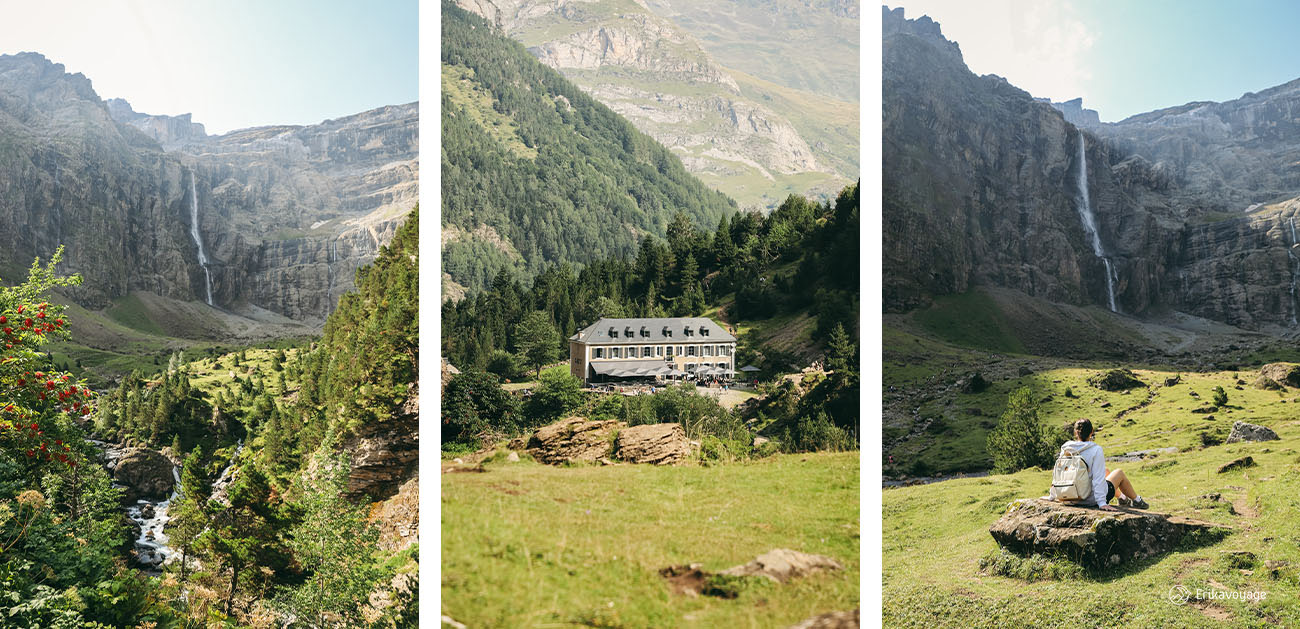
left=441, top=0, right=736, bottom=297
left=0, top=52, right=417, bottom=327
left=452, top=0, right=856, bottom=209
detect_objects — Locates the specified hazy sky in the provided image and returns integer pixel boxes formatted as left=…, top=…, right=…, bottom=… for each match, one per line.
left=889, top=1, right=1300, bottom=122
left=0, top=0, right=417, bottom=134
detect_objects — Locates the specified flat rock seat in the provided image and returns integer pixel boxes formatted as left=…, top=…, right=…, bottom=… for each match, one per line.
left=989, top=499, right=1229, bottom=571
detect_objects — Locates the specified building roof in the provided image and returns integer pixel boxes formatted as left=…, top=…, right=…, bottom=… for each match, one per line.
left=570, top=317, right=736, bottom=344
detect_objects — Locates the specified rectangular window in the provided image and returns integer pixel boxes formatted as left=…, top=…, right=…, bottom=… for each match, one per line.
left=688, top=346, right=697, bottom=357
left=612, top=347, right=621, bottom=358
left=666, top=346, right=674, bottom=358
left=644, top=346, right=652, bottom=357
left=656, top=346, right=664, bottom=357
left=627, top=347, right=637, bottom=358
left=594, top=347, right=604, bottom=358
left=704, top=346, right=714, bottom=357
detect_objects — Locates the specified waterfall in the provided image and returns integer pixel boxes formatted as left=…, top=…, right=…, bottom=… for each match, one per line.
left=1074, top=130, right=1118, bottom=312
left=1290, top=218, right=1299, bottom=326
left=188, top=171, right=214, bottom=306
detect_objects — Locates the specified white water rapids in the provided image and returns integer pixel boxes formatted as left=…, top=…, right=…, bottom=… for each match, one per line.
left=188, top=170, right=214, bottom=306
left=94, top=439, right=244, bottom=572
left=1074, top=130, right=1118, bottom=312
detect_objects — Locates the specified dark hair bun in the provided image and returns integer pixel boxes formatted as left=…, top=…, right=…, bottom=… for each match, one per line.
left=1073, top=418, right=1094, bottom=440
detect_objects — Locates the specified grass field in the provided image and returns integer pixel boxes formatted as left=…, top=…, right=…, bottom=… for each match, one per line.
left=442, top=451, right=860, bottom=627
left=885, top=424, right=1300, bottom=627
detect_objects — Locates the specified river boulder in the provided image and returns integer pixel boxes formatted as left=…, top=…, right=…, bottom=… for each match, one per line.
left=989, top=499, right=1228, bottom=571
left=113, top=448, right=175, bottom=502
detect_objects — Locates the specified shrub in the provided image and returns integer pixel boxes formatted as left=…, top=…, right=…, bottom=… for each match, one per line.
left=781, top=411, right=855, bottom=453
left=987, top=387, right=1059, bottom=473
left=524, top=366, right=585, bottom=426
left=442, top=370, right=522, bottom=449
left=1212, top=385, right=1229, bottom=407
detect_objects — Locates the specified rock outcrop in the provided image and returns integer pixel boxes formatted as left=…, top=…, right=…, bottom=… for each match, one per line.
left=989, top=499, right=1228, bottom=571
left=1089, top=369, right=1146, bottom=391
left=719, top=549, right=844, bottom=583
left=614, top=423, right=691, bottom=465
left=1218, top=456, right=1256, bottom=473
left=1226, top=421, right=1280, bottom=443
left=1258, top=363, right=1300, bottom=388
left=371, top=473, right=418, bottom=552
left=527, top=417, right=623, bottom=464
left=112, top=448, right=176, bottom=502
left=345, top=386, right=418, bottom=500
left=788, top=609, right=861, bottom=629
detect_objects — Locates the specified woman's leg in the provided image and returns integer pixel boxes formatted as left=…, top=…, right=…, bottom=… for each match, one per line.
left=1107, top=469, right=1137, bottom=500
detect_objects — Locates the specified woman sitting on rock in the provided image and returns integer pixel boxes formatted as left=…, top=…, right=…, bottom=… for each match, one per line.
left=1058, top=418, right=1149, bottom=510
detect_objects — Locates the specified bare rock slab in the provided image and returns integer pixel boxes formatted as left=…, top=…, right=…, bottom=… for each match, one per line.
left=614, top=423, right=691, bottom=465
left=787, top=608, right=860, bottom=629
left=1226, top=421, right=1280, bottom=443
left=1218, top=456, right=1256, bottom=473
left=527, top=417, right=624, bottom=464
left=719, top=548, right=844, bottom=583
left=1258, top=363, right=1300, bottom=388
left=989, top=499, right=1229, bottom=571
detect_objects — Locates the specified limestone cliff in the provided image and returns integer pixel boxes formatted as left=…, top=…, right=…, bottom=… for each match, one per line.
left=0, top=52, right=417, bottom=326
left=883, top=7, right=1300, bottom=332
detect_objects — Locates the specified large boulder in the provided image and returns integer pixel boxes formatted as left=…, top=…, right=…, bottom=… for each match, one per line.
left=1225, top=421, right=1280, bottom=444
left=1088, top=369, right=1145, bottom=391
left=113, top=448, right=175, bottom=502
left=1258, top=363, right=1300, bottom=388
left=614, top=423, right=691, bottom=465
left=527, top=417, right=624, bottom=464
left=989, top=499, right=1228, bottom=571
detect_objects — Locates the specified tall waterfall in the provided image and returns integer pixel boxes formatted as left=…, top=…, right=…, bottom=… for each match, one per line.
left=1289, top=218, right=1299, bottom=326
left=188, top=171, right=214, bottom=306
left=1074, top=130, right=1118, bottom=312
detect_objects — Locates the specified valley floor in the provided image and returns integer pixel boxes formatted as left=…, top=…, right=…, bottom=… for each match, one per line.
left=441, top=452, right=860, bottom=627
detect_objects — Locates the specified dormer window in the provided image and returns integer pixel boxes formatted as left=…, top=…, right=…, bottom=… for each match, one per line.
left=609, top=327, right=618, bottom=338
left=684, top=328, right=693, bottom=337
left=640, top=326, right=649, bottom=337
left=663, top=327, right=672, bottom=337
left=701, top=327, right=709, bottom=336
left=625, top=327, right=633, bottom=337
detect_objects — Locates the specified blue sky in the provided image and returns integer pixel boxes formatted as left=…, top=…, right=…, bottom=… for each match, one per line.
left=0, top=0, right=417, bottom=134
left=889, top=1, right=1300, bottom=122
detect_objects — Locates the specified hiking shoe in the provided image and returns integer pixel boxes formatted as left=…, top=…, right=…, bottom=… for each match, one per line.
left=1131, top=496, right=1149, bottom=510
left=1117, top=496, right=1132, bottom=507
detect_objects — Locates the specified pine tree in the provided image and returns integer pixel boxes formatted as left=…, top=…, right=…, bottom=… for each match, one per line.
left=515, top=311, right=559, bottom=376
left=272, top=447, right=385, bottom=626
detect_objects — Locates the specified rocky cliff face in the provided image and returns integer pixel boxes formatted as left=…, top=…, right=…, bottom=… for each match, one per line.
left=0, top=52, right=417, bottom=326
left=884, top=7, right=1300, bottom=332
left=453, top=0, right=852, bottom=207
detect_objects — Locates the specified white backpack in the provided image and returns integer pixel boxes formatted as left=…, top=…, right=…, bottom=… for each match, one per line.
left=1050, top=446, right=1093, bottom=502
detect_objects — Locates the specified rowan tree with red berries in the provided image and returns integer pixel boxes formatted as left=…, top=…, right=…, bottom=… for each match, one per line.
left=0, top=247, right=94, bottom=472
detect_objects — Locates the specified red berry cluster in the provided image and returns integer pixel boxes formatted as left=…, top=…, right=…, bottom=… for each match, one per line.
left=1, top=303, right=65, bottom=348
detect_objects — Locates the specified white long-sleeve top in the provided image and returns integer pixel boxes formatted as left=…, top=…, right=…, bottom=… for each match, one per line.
left=1059, top=440, right=1107, bottom=507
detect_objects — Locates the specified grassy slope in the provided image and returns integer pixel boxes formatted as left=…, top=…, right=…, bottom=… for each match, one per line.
left=885, top=429, right=1300, bottom=627
left=442, top=452, right=860, bottom=627
left=886, top=291, right=1300, bottom=625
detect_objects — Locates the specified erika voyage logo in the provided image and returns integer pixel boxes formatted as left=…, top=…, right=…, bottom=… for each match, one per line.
left=1167, top=583, right=1266, bottom=605
left=1167, top=585, right=1192, bottom=605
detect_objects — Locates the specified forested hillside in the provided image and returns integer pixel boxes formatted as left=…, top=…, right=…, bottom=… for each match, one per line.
left=0, top=209, right=417, bottom=627
left=441, top=1, right=736, bottom=297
